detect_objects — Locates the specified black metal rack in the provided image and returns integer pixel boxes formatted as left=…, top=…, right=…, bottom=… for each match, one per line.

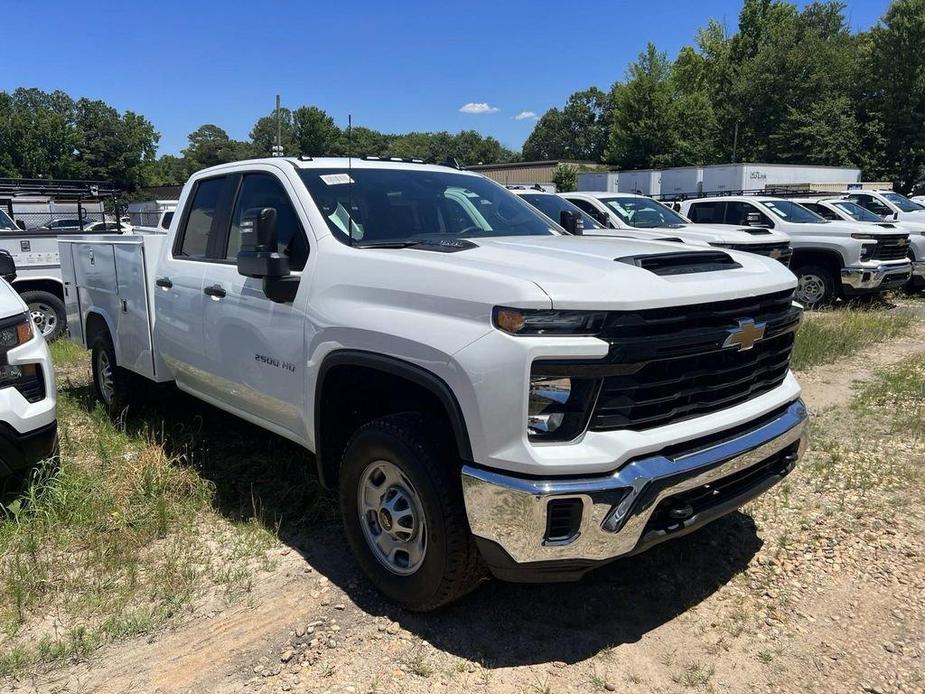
left=0, top=178, right=122, bottom=231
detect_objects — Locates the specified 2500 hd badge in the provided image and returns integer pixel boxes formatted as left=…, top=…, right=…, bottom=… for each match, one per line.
left=255, top=353, right=296, bottom=372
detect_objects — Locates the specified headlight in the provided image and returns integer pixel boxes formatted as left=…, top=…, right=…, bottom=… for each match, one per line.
left=851, top=233, right=880, bottom=240
left=528, top=372, right=599, bottom=441
left=860, top=243, right=877, bottom=261
left=494, top=307, right=606, bottom=336
left=0, top=363, right=35, bottom=385
left=0, top=314, right=32, bottom=350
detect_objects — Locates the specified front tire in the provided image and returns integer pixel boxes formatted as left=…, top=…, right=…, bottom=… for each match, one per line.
left=339, top=413, right=485, bottom=611
left=793, top=265, right=837, bottom=308
left=21, top=291, right=66, bottom=341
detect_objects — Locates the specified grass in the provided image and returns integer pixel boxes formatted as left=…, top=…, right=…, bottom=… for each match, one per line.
left=853, top=353, right=925, bottom=435
left=790, top=306, right=913, bottom=372
left=0, top=340, right=333, bottom=678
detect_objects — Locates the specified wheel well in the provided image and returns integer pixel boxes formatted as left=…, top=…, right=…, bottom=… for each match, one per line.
left=84, top=312, right=111, bottom=348
left=789, top=249, right=843, bottom=276
left=12, top=279, right=64, bottom=301
left=316, top=355, right=472, bottom=489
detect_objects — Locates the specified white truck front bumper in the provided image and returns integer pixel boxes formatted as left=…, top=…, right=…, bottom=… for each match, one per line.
left=461, top=399, right=808, bottom=582
left=841, top=261, right=912, bottom=292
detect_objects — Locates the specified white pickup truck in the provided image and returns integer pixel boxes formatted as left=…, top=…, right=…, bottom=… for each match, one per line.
left=681, top=196, right=913, bottom=307
left=562, top=192, right=794, bottom=265
left=795, top=197, right=925, bottom=292
left=0, top=252, right=57, bottom=486
left=60, top=157, right=808, bottom=610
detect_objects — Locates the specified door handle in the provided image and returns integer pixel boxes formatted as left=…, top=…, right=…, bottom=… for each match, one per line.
left=204, top=284, right=226, bottom=298
left=155, top=277, right=173, bottom=288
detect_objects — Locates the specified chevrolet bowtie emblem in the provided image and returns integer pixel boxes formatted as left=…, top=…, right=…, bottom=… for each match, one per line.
left=724, top=319, right=766, bottom=351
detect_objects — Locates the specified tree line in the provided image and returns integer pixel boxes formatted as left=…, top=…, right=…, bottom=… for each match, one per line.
left=0, top=90, right=517, bottom=193
left=524, top=0, right=925, bottom=193
left=1, top=0, right=923, bottom=193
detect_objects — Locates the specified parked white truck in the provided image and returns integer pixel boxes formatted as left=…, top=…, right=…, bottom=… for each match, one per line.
left=795, top=197, right=924, bottom=291
left=680, top=196, right=912, bottom=307
left=561, top=192, right=794, bottom=265
left=0, top=251, right=57, bottom=486
left=60, top=157, right=807, bottom=609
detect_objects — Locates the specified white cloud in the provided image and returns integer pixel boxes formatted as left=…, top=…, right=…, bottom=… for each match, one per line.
left=514, top=111, right=538, bottom=121
left=459, top=102, right=499, bottom=114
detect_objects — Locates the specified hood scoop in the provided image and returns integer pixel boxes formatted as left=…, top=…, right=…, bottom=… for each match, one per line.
left=616, top=250, right=742, bottom=276
left=738, top=228, right=772, bottom=235
left=875, top=223, right=897, bottom=228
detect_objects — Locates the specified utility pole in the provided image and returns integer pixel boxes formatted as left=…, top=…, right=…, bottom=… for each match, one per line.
left=731, top=121, right=739, bottom=164
left=271, top=94, right=284, bottom=157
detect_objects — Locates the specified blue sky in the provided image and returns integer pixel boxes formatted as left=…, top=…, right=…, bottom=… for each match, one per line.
left=0, top=0, right=892, bottom=156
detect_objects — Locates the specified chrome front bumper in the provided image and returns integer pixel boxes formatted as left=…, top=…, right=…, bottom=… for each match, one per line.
left=462, top=400, right=808, bottom=570
left=841, top=262, right=912, bottom=291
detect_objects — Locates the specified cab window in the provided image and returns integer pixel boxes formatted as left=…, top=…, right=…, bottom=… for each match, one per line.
left=175, top=176, right=228, bottom=259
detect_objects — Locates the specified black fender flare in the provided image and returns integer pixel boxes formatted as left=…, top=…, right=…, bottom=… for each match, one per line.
left=313, top=350, right=474, bottom=487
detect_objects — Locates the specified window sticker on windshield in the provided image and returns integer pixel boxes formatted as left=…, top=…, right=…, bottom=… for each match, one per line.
left=320, top=173, right=355, bottom=186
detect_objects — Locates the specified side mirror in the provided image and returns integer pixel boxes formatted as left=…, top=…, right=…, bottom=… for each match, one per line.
left=236, top=207, right=299, bottom=303
left=559, top=210, right=583, bottom=235
left=0, top=250, right=16, bottom=283
left=237, top=207, right=287, bottom=278
left=15, top=220, right=25, bottom=231
left=746, top=211, right=771, bottom=227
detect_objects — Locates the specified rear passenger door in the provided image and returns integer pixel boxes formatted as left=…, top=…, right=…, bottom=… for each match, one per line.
left=198, top=170, right=310, bottom=436
left=154, top=174, right=234, bottom=393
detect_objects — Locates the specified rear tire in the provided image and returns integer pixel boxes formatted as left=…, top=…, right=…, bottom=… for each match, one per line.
left=793, top=265, right=837, bottom=308
left=91, top=334, right=132, bottom=414
left=338, top=412, right=485, bottom=611
left=21, top=291, right=66, bottom=341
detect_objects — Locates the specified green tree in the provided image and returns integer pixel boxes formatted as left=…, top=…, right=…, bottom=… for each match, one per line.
left=293, top=106, right=341, bottom=156
left=606, top=44, right=676, bottom=168
left=183, top=124, right=251, bottom=170
left=249, top=106, right=299, bottom=156
left=523, top=88, right=610, bottom=161
left=860, top=0, right=925, bottom=192
left=551, top=163, right=578, bottom=192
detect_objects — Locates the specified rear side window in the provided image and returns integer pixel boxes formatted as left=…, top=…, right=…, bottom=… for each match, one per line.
left=688, top=202, right=724, bottom=223
left=226, top=173, right=309, bottom=270
left=176, top=177, right=227, bottom=258
left=803, top=203, right=838, bottom=220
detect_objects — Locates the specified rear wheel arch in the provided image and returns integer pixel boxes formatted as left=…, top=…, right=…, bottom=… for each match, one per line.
left=314, top=350, right=473, bottom=489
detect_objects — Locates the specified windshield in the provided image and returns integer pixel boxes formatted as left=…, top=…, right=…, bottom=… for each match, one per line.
left=601, top=197, right=687, bottom=228
left=760, top=200, right=826, bottom=224
left=0, top=211, right=16, bottom=231
left=519, top=193, right=603, bottom=230
left=299, top=168, right=558, bottom=245
left=832, top=201, right=884, bottom=222
left=882, top=192, right=925, bottom=212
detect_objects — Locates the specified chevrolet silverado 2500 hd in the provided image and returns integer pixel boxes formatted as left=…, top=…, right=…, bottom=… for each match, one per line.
left=681, top=196, right=912, bottom=307
left=795, top=197, right=924, bottom=292
left=562, top=192, right=793, bottom=264
left=60, top=157, right=808, bottom=610
left=0, top=252, right=57, bottom=485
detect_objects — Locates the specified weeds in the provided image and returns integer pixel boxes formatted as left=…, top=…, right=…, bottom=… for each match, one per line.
left=0, top=346, right=319, bottom=676
left=791, top=307, right=912, bottom=371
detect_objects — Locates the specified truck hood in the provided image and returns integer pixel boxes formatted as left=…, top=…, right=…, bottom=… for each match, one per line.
left=0, top=279, right=27, bottom=317
left=654, top=223, right=790, bottom=245
left=791, top=221, right=902, bottom=237
left=424, top=235, right=797, bottom=310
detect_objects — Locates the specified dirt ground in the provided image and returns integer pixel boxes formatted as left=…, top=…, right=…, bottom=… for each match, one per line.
left=6, top=308, right=925, bottom=694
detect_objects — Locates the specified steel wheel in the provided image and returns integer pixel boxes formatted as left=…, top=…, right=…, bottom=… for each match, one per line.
left=357, top=460, right=427, bottom=576
left=29, top=302, right=58, bottom=338
left=796, top=273, right=827, bottom=305
left=96, top=348, right=115, bottom=406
